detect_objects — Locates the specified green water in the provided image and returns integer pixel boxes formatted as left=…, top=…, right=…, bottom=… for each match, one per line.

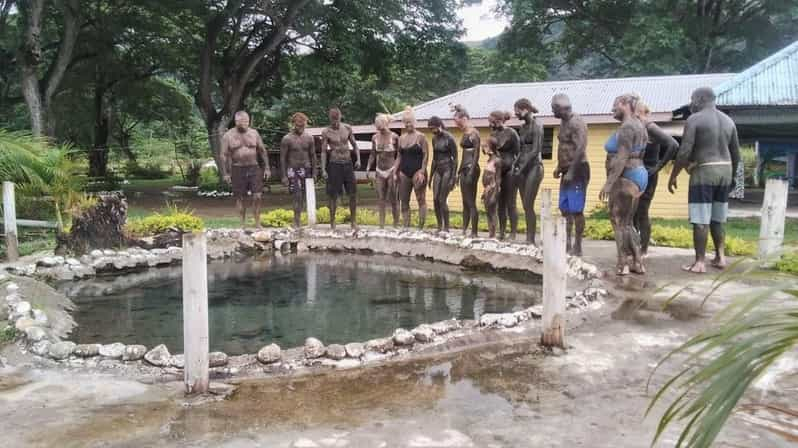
left=63, top=254, right=541, bottom=355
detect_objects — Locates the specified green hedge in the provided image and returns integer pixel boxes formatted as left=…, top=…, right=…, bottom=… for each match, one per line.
left=126, top=207, right=204, bottom=236
left=775, top=250, right=798, bottom=275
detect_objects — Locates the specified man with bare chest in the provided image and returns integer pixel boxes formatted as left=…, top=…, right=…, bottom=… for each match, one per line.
left=280, top=112, right=317, bottom=228
left=321, top=107, right=361, bottom=230
left=552, top=94, right=590, bottom=256
left=221, top=111, right=271, bottom=228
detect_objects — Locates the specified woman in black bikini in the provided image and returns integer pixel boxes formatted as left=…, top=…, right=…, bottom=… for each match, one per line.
left=453, top=104, right=480, bottom=237
left=428, top=116, right=458, bottom=233
left=398, top=107, right=429, bottom=229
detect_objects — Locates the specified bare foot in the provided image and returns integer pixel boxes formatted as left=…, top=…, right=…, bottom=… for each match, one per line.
left=710, top=258, right=727, bottom=269
left=616, top=264, right=630, bottom=276
left=630, top=262, right=646, bottom=275
left=681, top=262, right=706, bottom=273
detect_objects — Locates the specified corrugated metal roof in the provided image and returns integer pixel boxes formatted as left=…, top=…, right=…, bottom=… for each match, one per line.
left=716, top=40, right=798, bottom=107
left=397, top=73, right=735, bottom=121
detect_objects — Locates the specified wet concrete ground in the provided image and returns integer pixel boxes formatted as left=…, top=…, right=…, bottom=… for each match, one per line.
left=2, top=242, right=797, bottom=447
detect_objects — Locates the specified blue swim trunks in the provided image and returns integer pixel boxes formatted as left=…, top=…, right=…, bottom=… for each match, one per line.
left=622, top=166, right=648, bottom=192
left=559, top=183, right=586, bottom=214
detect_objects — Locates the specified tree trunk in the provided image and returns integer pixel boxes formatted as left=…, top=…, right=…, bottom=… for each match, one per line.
left=119, top=131, right=136, bottom=162
left=89, top=83, right=110, bottom=177
left=206, top=116, right=229, bottom=180
left=18, top=0, right=81, bottom=138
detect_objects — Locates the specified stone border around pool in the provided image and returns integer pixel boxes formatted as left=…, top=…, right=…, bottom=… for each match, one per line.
left=2, top=227, right=606, bottom=379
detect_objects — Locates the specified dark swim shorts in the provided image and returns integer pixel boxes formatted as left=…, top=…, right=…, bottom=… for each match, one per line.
left=287, top=167, right=308, bottom=195
left=232, top=165, right=264, bottom=198
left=326, top=161, right=356, bottom=197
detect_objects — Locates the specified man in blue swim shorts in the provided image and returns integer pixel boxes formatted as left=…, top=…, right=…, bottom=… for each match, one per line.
left=552, top=94, right=590, bottom=256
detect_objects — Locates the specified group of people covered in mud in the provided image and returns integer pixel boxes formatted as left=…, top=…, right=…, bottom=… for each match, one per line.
left=220, top=86, right=739, bottom=277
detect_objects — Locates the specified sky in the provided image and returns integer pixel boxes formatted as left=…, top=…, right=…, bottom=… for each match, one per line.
left=458, top=0, right=508, bottom=42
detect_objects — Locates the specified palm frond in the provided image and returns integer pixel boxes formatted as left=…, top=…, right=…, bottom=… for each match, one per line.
left=647, top=267, right=798, bottom=448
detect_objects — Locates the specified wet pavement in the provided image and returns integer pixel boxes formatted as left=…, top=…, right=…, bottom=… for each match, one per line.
left=2, top=244, right=798, bottom=447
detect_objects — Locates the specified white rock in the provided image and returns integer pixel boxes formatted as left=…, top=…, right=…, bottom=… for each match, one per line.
left=66, top=258, right=81, bottom=266
left=74, top=344, right=102, bottom=357
left=392, top=328, right=415, bottom=346
left=30, top=340, right=51, bottom=356
left=103, top=249, right=116, bottom=256
left=32, top=309, right=48, bottom=326
left=325, top=344, right=347, bottom=360
left=99, top=342, right=126, bottom=359
left=37, top=257, right=58, bottom=267
left=365, top=337, right=394, bottom=354
left=170, top=354, right=185, bottom=369
left=209, top=351, right=228, bottom=367
left=144, top=344, right=171, bottom=366
left=256, top=344, right=281, bottom=364
left=14, top=317, right=36, bottom=332
left=304, top=337, right=325, bottom=359
left=48, top=341, right=76, bottom=360
left=344, top=342, right=365, bottom=358
left=24, top=326, right=47, bottom=342
left=90, top=250, right=104, bottom=258
left=411, top=325, right=435, bottom=343
left=123, top=344, right=148, bottom=361
left=12, top=301, right=32, bottom=319
left=498, top=314, right=518, bottom=327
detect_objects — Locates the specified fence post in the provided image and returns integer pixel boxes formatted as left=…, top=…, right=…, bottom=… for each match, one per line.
left=183, top=232, right=209, bottom=395
left=305, top=177, right=317, bottom=226
left=3, top=181, right=19, bottom=262
left=759, top=178, right=789, bottom=260
left=541, top=189, right=567, bottom=348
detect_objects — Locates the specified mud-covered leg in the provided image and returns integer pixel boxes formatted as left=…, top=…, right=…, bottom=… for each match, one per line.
left=709, top=220, right=727, bottom=268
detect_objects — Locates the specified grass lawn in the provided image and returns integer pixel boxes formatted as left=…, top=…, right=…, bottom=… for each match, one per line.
left=652, top=217, right=798, bottom=244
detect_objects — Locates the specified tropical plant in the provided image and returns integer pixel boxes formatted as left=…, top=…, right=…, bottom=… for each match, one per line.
left=125, top=204, right=204, bottom=236
left=0, top=130, right=85, bottom=229
left=647, top=262, right=798, bottom=447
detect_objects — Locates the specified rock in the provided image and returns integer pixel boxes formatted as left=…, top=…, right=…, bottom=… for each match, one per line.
left=48, top=341, right=76, bottom=360
left=144, top=344, right=171, bottom=366
left=6, top=283, right=19, bottom=293
left=365, top=337, right=394, bottom=354
left=460, top=254, right=492, bottom=270
left=274, top=240, right=289, bottom=252
left=304, top=337, right=325, bottom=359
left=32, top=309, right=48, bottom=326
left=12, top=301, right=32, bottom=319
left=123, top=344, right=147, bottom=361
left=30, top=340, right=51, bottom=356
left=430, top=320, right=460, bottom=335
left=14, top=317, right=36, bottom=332
left=392, top=328, right=415, bottom=346
left=90, top=249, right=104, bottom=258
left=256, top=344, right=282, bottom=364
left=0, top=304, right=6, bottom=321
left=237, top=238, right=258, bottom=255
left=99, top=342, right=126, bottom=359
left=411, top=325, right=435, bottom=343
left=170, top=354, right=185, bottom=369
left=74, top=344, right=102, bottom=357
left=209, top=351, right=228, bottom=367
left=344, top=342, right=365, bottom=358
left=37, top=256, right=59, bottom=268
left=24, top=326, right=47, bottom=342
left=498, top=314, right=518, bottom=327
left=479, top=314, right=502, bottom=327
left=66, top=258, right=81, bottom=266
left=208, top=382, right=237, bottom=397
left=325, top=344, right=347, bottom=360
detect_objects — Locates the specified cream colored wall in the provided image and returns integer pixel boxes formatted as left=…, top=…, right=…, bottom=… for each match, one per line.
left=413, top=123, right=689, bottom=219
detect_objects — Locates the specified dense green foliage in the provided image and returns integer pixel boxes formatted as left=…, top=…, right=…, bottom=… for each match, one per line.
left=125, top=206, right=204, bottom=236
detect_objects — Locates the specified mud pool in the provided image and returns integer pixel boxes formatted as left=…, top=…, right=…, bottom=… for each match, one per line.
left=60, top=254, right=541, bottom=354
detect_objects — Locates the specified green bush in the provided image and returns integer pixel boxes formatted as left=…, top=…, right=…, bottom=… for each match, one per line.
left=0, top=325, right=16, bottom=343
left=123, top=161, right=171, bottom=180
left=126, top=206, right=204, bottom=236
left=584, top=219, right=614, bottom=240
left=198, top=166, right=231, bottom=192
left=775, top=250, right=798, bottom=275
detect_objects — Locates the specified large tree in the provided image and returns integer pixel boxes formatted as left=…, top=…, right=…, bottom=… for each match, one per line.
left=17, top=0, right=81, bottom=137
left=497, top=0, right=798, bottom=77
left=174, top=0, right=462, bottom=175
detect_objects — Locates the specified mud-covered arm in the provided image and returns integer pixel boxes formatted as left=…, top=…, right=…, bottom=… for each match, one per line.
left=429, top=135, right=438, bottom=178
left=320, top=131, right=329, bottom=176
left=420, top=134, right=429, bottom=176
left=367, top=137, right=377, bottom=173
left=670, top=118, right=696, bottom=185
left=448, top=134, right=458, bottom=170
left=648, top=123, right=678, bottom=175
left=348, top=125, right=361, bottom=167
left=256, top=133, right=271, bottom=177
left=469, top=131, right=480, bottom=177
left=517, top=122, right=543, bottom=172
left=565, top=121, right=587, bottom=181
left=279, top=136, right=289, bottom=181
left=602, top=125, right=633, bottom=194
left=391, top=134, right=400, bottom=172
left=220, top=134, right=231, bottom=180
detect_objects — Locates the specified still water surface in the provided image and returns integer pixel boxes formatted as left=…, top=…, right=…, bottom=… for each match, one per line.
left=62, top=254, right=540, bottom=354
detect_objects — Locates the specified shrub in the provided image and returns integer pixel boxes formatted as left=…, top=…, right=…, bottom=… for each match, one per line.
left=198, top=166, right=231, bottom=192
left=260, top=209, right=296, bottom=227
left=126, top=206, right=204, bottom=236
left=775, top=250, right=798, bottom=275
left=123, top=161, right=171, bottom=180
left=0, top=325, right=16, bottom=343
left=584, top=219, right=614, bottom=240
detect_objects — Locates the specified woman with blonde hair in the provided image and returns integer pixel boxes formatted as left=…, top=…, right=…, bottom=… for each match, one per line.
left=367, top=113, right=400, bottom=228
left=634, top=101, right=679, bottom=256
left=600, top=93, right=649, bottom=275
left=397, top=107, right=429, bottom=229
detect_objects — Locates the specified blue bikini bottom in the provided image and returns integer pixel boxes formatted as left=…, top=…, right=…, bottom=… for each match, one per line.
left=622, top=166, right=648, bottom=192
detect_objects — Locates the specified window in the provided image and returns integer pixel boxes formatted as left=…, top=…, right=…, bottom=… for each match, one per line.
left=542, top=127, right=554, bottom=160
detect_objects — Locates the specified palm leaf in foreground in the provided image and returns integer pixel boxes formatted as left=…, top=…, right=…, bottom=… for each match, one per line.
left=647, top=271, right=798, bottom=448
